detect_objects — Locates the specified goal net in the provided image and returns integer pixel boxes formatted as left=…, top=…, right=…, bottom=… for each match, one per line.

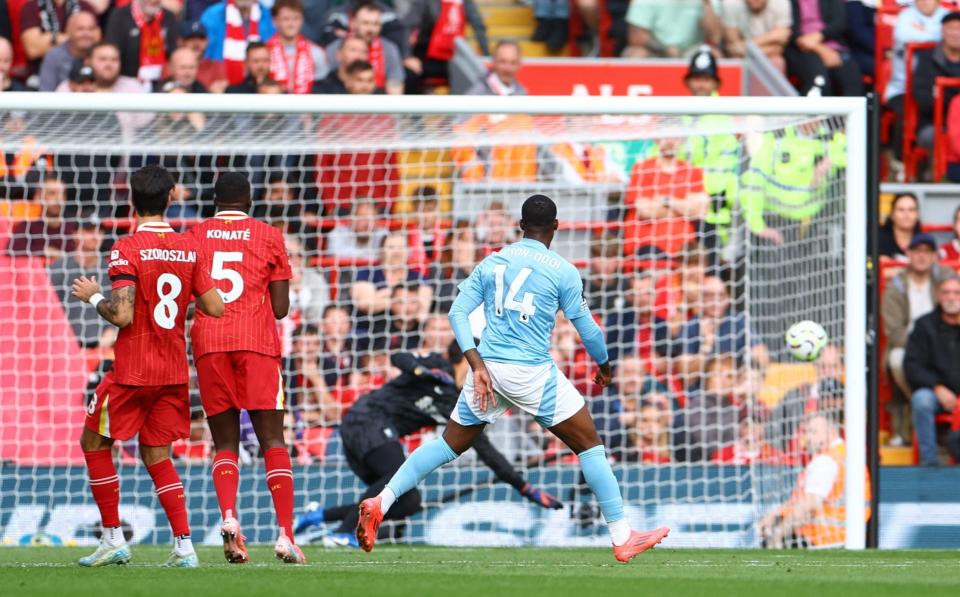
left=0, top=95, right=866, bottom=550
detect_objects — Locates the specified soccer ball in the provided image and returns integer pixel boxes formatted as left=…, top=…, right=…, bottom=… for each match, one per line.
left=785, top=320, right=828, bottom=362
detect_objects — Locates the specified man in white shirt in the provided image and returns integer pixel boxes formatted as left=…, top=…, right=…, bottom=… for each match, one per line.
left=881, top=233, right=955, bottom=445
left=466, top=41, right=526, bottom=96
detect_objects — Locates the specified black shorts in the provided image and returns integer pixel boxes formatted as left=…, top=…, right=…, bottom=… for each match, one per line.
left=339, top=415, right=400, bottom=483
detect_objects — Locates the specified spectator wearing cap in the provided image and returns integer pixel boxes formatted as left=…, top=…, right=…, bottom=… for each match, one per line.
left=0, top=37, right=29, bottom=91
left=914, top=12, right=960, bottom=157
left=224, top=40, right=270, bottom=92
left=200, top=0, right=275, bottom=85
left=881, top=232, right=956, bottom=446
left=19, top=0, right=99, bottom=65
left=466, top=41, right=525, bottom=96
left=784, top=0, right=864, bottom=96
left=105, top=0, right=178, bottom=88
left=312, top=35, right=367, bottom=94
left=906, top=276, right=960, bottom=465
left=177, top=20, right=229, bottom=92
left=266, top=0, right=328, bottom=94
left=622, top=0, right=722, bottom=58
left=721, top=0, right=792, bottom=73
left=684, top=45, right=720, bottom=96
left=63, top=57, right=94, bottom=91
left=47, top=217, right=111, bottom=348
left=38, top=10, right=99, bottom=91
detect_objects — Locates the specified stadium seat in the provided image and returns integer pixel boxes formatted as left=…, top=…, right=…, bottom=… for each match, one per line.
left=903, top=42, right=938, bottom=182
left=875, top=4, right=902, bottom=159
left=757, top=363, right=818, bottom=408
left=932, top=77, right=960, bottom=181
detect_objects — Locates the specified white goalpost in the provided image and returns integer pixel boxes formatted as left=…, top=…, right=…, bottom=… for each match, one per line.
left=0, top=93, right=867, bottom=550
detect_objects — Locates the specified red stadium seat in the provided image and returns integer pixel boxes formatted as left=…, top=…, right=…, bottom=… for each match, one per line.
left=932, top=77, right=960, bottom=180
left=903, top=42, right=937, bottom=181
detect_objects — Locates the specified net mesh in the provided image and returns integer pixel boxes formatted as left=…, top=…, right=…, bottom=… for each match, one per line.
left=0, top=106, right=850, bottom=549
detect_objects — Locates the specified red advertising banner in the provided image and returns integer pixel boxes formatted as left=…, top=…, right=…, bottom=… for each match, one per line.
left=514, top=60, right=743, bottom=97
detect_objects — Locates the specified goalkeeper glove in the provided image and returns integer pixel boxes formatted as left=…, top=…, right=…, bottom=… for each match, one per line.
left=519, top=482, right=563, bottom=510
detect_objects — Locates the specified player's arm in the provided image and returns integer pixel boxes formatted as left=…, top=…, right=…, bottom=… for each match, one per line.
left=471, top=434, right=563, bottom=510
left=196, top=288, right=225, bottom=318
left=269, top=279, right=290, bottom=319
left=448, top=271, right=495, bottom=412
left=562, top=268, right=612, bottom=387
left=192, top=247, right=225, bottom=317
left=71, top=276, right=135, bottom=328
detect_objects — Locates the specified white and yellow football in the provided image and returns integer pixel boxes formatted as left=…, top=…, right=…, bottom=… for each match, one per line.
left=785, top=320, right=828, bottom=362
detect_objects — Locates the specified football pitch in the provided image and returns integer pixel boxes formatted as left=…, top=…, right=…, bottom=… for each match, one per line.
left=0, top=546, right=957, bottom=597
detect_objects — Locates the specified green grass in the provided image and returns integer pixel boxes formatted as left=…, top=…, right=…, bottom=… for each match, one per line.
left=0, top=546, right=958, bottom=597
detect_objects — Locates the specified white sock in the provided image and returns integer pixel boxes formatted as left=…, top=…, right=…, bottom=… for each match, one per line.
left=103, top=525, right=125, bottom=547
left=378, top=487, right=397, bottom=513
left=607, top=518, right=631, bottom=547
left=174, top=535, right=194, bottom=556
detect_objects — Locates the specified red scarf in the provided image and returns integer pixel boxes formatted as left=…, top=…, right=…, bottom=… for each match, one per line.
left=224, top=0, right=261, bottom=85
left=426, top=0, right=465, bottom=61
left=267, top=35, right=315, bottom=94
left=368, top=37, right=385, bottom=89
left=130, top=0, right=165, bottom=82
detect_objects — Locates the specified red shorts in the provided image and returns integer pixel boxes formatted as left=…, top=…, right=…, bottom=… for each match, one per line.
left=85, top=372, right=190, bottom=446
left=196, top=351, right=285, bottom=417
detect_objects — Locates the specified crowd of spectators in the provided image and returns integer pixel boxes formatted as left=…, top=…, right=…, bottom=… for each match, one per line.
left=3, top=0, right=959, bottom=469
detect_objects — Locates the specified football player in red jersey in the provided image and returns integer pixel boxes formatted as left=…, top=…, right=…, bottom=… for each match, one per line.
left=71, top=165, right=224, bottom=568
left=187, top=172, right=302, bottom=564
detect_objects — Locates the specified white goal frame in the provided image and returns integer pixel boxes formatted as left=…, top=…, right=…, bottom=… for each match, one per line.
left=0, top=93, right=868, bottom=550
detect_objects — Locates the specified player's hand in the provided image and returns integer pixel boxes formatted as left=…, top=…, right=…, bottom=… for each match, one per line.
left=519, top=483, right=563, bottom=509
left=593, top=362, right=612, bottom=388
left=472, top=366, right=495, bottom=413
left=71, top=276, right=102, bottom=303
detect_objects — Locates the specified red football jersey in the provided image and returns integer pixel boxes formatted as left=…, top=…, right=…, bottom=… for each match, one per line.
left=108, top=221, right=215, bottom=386
left=188, top=211, right=292, bottom=359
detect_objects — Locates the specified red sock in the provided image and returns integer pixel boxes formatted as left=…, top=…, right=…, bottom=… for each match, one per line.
left=84, top=449, right=120, bottom=528
left=264, top=447, right=295, bottom=540
left=147, top=459, right=190, bottom=537
left=212, top=450, right=240, bottom=520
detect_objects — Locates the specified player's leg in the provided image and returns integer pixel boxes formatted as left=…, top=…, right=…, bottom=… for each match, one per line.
left=196, top=352, right=245, bottom=558
left=548, top=405, right=669, bottom=562
left=206, top=408, right=247, bottom=563
left=140, top=385, right=198, bottom=568
left=249, top=409, right=304, bottom=564
left=239, top=349, right=304, bottom=563
left=357, top=420, right=486, bottom=552
left=335, top=441, right=423, bottom=535
left=78, top=428, right=131, bottom=567
left=78, top=375, right=136, bottom=567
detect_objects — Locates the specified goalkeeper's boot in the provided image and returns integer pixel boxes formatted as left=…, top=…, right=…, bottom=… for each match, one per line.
left=356, top=496, right=384, bottom=553
left=275, top=533, right=307, bottom=564
left=163, top=550, right=200, bottom=568
left=613, top=527, right=670, bottom=563
left=294, top=501, right=325, bottom=534
left=78, top=538, right=131, bottom=567
left=220, top=517, right=248, bottom=564
left=322, top=532, right=359, bottom=549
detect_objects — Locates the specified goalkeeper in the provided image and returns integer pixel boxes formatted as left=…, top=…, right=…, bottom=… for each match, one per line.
left=294, top=339, right=563, bottom=547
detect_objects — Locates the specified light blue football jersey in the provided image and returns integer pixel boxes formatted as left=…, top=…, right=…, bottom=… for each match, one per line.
left=455, top=238, right=590, bottom=366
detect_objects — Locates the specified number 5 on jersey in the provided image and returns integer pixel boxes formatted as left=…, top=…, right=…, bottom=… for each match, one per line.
left=212, top=251, right=244, bottom=304
left=493, top=264, right=536, bottom=323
